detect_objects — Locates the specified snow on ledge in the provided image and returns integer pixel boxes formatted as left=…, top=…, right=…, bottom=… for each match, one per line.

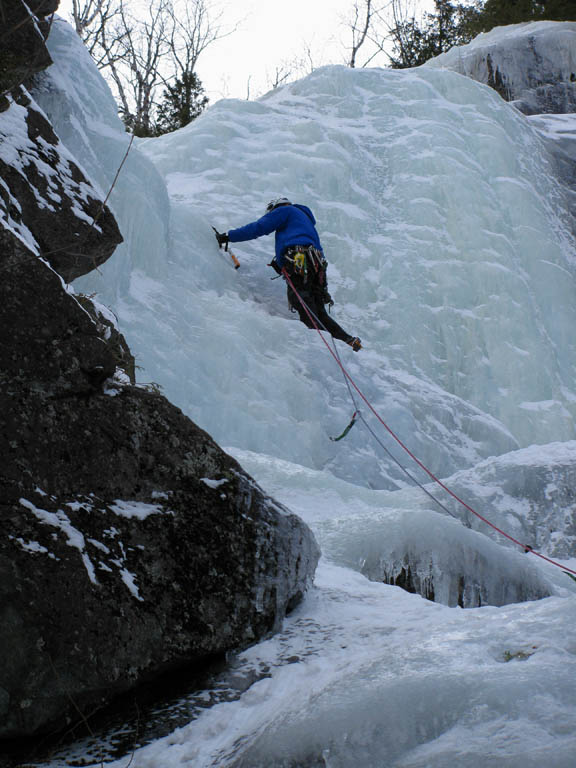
left=200, top=477, right=229, bottom=490
left=110, top=499, right=172, bottom=519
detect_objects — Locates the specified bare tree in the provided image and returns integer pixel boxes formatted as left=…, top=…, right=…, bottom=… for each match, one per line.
left=263, top=44, right=318, bottom=93
left=103, top=0, right=171, bottom=134
left=164, top=0, right=232, bottom=80
left=70, top=0, right=122, bottom=57
left=344, top=0, right=422, bottom=68
left=266, top=61, right=295, bottom=90
left=301, top=43, right=317, bottom=76
left=70, top=0, right=236, bottom=134
left=348, top=0, right=375, bottom=67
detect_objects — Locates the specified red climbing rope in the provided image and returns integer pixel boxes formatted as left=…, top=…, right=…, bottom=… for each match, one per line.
left=282, top=268, right=576, bottom=578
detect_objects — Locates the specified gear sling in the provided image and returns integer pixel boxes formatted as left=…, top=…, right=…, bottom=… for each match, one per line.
left=279, top=245, right=352, bottom=344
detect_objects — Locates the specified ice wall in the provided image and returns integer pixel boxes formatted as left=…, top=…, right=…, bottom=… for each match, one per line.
left=137, top=64, right=576, bottom=482
left=38, top=21, right=576, bottom=491
left=32, top=19, right=170, bottom=297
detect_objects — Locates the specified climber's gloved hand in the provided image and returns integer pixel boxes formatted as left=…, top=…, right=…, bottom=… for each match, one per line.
left=215, top=231, right=229, bottom=248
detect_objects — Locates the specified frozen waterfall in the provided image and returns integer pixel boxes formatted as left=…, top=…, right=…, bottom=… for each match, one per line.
left=36, top=20, right=576, bottom=490
left=31, top=17, right=576, bottom=768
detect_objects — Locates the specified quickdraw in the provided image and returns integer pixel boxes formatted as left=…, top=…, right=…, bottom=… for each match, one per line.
left=329, top=410, right=359, bottom=442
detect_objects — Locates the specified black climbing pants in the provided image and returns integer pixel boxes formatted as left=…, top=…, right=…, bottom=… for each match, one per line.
left=285, top=269, right=352, bottom=343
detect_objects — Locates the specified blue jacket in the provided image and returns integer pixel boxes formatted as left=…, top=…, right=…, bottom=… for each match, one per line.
left=228, top=204, right=322, bottom=267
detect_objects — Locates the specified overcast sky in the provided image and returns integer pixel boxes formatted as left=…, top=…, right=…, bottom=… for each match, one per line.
left=194, top=0, right=371, bottom=100
left=57, top=1, right=433, bottom=103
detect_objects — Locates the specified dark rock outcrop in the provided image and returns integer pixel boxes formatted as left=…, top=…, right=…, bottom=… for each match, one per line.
left=0, top=239, right=319, bottom=734
left=0, top=0, right=56, bottom=107
left=0, top=0, right=319, bottom=741
left=0, top=234, right=319, bottom=739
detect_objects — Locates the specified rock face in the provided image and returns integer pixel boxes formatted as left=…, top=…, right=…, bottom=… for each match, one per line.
left=0, top=0, right=123, bottom=282
left=0, top=0, right=56, bottom=107
left=0, top=0, right=319, bottom=740
left=426, top=21, right=576, bottom=115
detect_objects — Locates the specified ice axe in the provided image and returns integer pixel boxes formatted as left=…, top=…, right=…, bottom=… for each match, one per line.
left=212, top=226, right=240, bottom=269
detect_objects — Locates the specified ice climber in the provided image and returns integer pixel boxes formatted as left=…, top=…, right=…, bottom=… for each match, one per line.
left=215, top=197, right=362, bottom=351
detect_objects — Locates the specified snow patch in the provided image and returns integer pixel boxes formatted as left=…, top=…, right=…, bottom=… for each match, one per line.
left=200, top=477, right=229, bottom=490
left=110, top=499, right=170, bottom=519
left=19, top=498, right=98, bottom=584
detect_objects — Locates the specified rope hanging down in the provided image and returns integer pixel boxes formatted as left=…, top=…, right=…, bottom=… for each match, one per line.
left=283, top=271, right=462, bottom=523
left=281, top=267, right=576, bottom=579
left=329, top=334, right=462, bottom=523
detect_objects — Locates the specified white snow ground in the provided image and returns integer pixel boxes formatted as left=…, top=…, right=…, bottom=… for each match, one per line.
left=46, top=559, right=575, bottom=768
left=28, top=18, right=576, bottom=767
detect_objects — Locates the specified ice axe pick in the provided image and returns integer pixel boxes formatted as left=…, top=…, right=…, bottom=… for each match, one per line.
left=212, top=226, right=240, bottom=269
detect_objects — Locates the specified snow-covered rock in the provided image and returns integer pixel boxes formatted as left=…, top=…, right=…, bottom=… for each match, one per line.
left=0, top=1, right=122, bottom=282
left=426, top=21, right=576, bottom=115
left=0, top=89, right=123, bottom=280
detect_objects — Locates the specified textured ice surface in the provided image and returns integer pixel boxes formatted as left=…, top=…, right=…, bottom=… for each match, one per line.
left=33, top=18, right=171, bottom=296
left=52, top=562, right=576, bottom=768
left=39, top=32, right=576, bottom=487
left=138, top=65, right=576, bottom=469
left=439, top=443, right=576, bottom=561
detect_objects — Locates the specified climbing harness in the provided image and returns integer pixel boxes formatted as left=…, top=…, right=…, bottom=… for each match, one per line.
left=283, top=246, right=326, bottom=284
left=282, top=246, right=332, bottom=315
left=281, top=267, right=576, bottom=579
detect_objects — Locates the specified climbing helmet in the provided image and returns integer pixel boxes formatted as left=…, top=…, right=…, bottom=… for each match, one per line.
left=265, top=197, right=292, bottom=213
